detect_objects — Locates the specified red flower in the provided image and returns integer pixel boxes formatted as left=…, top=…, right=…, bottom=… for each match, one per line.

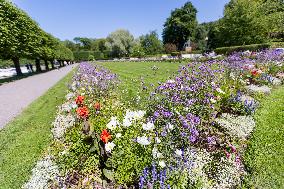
left=75, top=96, right=84, bottom=105
left=251, top=69, right=262, bottom=77
left=76, top=106, right=89, bottom=118
left=94, top=102, right=101, bottom=111
left=100, top=129, right=111, bottom=143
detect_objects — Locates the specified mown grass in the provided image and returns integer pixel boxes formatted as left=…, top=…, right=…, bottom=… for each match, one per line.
left=0, top=70, right=74, bottom=189
left=245, top=86, right=284, bottom=188
left=97, top=61, right=185, bottom=107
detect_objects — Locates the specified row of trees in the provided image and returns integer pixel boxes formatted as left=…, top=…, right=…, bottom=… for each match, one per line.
left=64, top=30, right=165, bottom=61
left=0, top=0, right=74, bottom=75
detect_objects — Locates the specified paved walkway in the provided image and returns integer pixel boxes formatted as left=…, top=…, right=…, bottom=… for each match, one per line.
left=0, top=65, right=77, bottom=129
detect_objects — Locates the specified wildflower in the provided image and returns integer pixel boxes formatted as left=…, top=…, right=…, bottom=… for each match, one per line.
left=152, top=147, right=158, bottom=158
left=105, top=142, right=115, bottom=153
left=155, top=137, right=161, bottom=144
left=137, top=136, right=151, bottom=145
left=107, top=116, right=119, bottom=130
left=116, top=133, right=122, bottom=138
left=142, top=122, right=155, bottom=131
left=158, top=160, right=166, bottom=168
left=94, top=102, right=101, bottom=111
left=157, top=152, right=163, bottom=158
left=76, top=106, right=89, bottom=118
left=224, top=150, right=231, bottom=159
left=122, top=118, right=132, bottom=127
left=251, top=69, right=262, bottom=77
left=100, top=129, right=111, bottom=143
left=167, top=123, right=174, bottom=130
left=75, top=95, right=84, bottom=105
left=175, top=149, right=183, bottom=156
left=216, top=88, right=225, bottom=94
left=210, top=98, right=216, bottom=103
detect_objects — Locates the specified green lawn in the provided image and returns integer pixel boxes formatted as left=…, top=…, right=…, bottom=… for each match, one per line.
left=97, top=61, right=185, bottom=107
left=245, top=86, right=284, bottom=188
left=0, top=70, right=74, bottom=189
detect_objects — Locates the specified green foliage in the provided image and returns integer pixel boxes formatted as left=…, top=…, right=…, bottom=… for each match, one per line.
left=208, top=0, right=284, bottom=49
left=140, top=31, right=163, bottom=55
left=162, top=1, right=198, bottom=50
left=105, top=29, right=135, bottom=58
left=0, top=0, right=73, bottom=74
left=131, top=42, right=146, bottom=58
left=109, top=127, right=153, bottom=184
left=215, top=44, right=270, bottom=55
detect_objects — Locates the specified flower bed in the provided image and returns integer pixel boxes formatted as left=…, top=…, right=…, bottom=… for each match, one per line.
left=23, top=49, right=284, bottom=189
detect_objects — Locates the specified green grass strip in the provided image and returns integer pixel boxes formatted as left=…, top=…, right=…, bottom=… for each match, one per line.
left=0, top=70, right=74, bottom=189
left=245, top=86, right=284, bottom=188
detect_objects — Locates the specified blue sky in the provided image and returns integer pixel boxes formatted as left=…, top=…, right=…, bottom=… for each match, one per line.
left=11, top=0, right=230, bottom=41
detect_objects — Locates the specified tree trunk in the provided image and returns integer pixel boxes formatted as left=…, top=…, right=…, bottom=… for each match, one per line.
left=35, top=58, right=42, bottom=72
left=44, top=59, right=49, bottom=71
left=50, top=60, right=55, bottom=69
left=12, top=57, right=23, bottom=76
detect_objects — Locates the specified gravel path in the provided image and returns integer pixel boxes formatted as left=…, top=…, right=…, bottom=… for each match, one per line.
left=0, top=64, right=77, bottom=129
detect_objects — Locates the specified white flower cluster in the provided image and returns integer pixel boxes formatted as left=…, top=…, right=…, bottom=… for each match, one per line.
left=60, top=101, right=77, bottom=113
left=51, top=113, right=75, bottom=140
left=211, top=157, right=244, bottom=189
left=216, top=113, right=255, bottom=139
left=269, top=76, right=282, bottom=86
left=183, top=147, right=244, bottom=189
left=246, top=84, right=271, bottom=95
left=22, top=156, right=59, bottom=189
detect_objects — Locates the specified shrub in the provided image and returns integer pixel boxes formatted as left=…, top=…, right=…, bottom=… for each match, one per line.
left=215, top=44, right=270, bottom=55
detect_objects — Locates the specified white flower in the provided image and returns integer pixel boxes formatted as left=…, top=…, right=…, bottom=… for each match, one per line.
left=158, top=160, right=166, bottom=168
left=167, top=79, right=175, bottom=83
left=155, top=137, right=161, bottom=144
left=116, top=133, right=122, bottom=138
left=210, top=98, right=217, bottom=103
left=65, top=92, right=75, bottom=100
left=105, top=142, right=116, bottom=153
left=167, top=123, right=174, bottom=130
left=137, top=136, right=150, bottom=145
left=216, top=88, right=225, bottom=94
left=175, top=149, right=183, bottom=156
left=142, top=122, right=155, bottom=131
left=71, top=102, right=77, bottom=109
left=122, top=118, right=132, bottom=127
left=157, top=152, right=163, bottom=158
left=107, top=117, right=119, bottom=130
left=152, top=147, right=158, bottom=158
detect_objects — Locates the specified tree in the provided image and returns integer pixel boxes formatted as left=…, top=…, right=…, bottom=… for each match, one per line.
left=131, top=39, right=145, bottom=58
left=0, top=0, right=43, bottom=75
left=162, top=1, right=198, bottom=50
left=164, top=43, right=177, bottom=54
left=140, top=31, right=163, bottom=55
left=105, top=29, right=135, bottom=58
left=207, top=0, right=284, bottom=48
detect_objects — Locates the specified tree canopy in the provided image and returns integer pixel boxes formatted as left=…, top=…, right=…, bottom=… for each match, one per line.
left=162, top=2, right=198, bottom=50
left=105, top=29, right=135, bottom=58
left=0, top=0, right=73, bottom=75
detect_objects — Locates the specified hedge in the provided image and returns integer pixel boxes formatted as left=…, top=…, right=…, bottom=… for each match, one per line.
left=215, top=42, right=284, bottom=55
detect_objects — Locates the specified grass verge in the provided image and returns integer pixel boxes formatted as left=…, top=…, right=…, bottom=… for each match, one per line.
left=245, top=86, right=284, bottom=188
left=0, top=70, right=74, bottom=189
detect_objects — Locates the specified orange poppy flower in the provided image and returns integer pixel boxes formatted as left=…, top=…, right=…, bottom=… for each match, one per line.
left=100, top=129, right=111, bottom=143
